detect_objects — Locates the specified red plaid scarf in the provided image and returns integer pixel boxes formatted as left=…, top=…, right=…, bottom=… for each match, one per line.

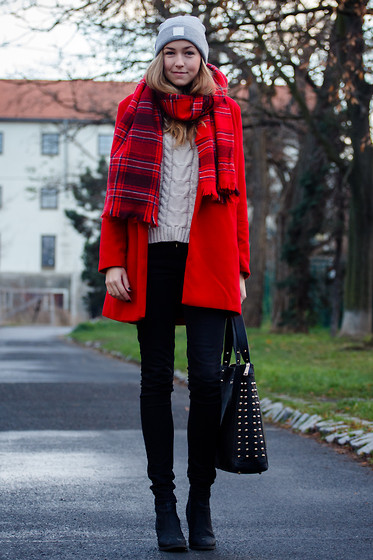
left=102, top=64, right=237, bottom=226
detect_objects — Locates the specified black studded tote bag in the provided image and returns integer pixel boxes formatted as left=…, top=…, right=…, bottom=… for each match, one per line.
left=215, top=315, right=268, bottom=474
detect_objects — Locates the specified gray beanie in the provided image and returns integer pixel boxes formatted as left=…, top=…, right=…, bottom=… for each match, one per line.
left=155, top=15, right=209, bottom=62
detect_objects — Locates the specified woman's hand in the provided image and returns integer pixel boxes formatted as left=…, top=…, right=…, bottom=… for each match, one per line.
left=105, top=267, right=132, bottom=302
left=240, top=273, right=247, bottom=303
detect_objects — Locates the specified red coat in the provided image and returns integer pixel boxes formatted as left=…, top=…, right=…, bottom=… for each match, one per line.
left=99, top=95, right=250, bottom=323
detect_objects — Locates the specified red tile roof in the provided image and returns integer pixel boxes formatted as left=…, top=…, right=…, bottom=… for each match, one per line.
left=0, top=79, right=316, bottom=123
left=232, top=83, right=317, bottom=113
left=0, top=79, right=137, bottom=122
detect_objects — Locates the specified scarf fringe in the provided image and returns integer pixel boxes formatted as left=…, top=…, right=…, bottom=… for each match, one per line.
left=200, top=182, right=238, bottom=198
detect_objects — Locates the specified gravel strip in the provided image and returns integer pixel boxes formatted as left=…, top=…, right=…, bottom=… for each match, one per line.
left=261, top=397, right=373, bottom=457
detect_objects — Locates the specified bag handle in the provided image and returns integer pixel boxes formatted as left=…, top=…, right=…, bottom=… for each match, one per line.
left=222, top=316, right=236, bottom=366
left=222, top=315, right=251, bottom=367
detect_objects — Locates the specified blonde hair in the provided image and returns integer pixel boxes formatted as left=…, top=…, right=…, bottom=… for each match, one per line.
left=145, top=52, right=216, bottom=146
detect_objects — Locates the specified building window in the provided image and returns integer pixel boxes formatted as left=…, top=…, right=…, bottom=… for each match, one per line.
left=41, top=235, right=56, bottom=268
left=40, top=187, right=58, bottom=209
left=0, top=132, right=3, bottom=154
left=98, top=134, right=112, bottom=156
left=42, top=133, right=59, bottom=155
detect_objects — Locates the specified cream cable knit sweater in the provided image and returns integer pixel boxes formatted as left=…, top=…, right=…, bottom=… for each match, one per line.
left=148, top=132, right=199, bottom=244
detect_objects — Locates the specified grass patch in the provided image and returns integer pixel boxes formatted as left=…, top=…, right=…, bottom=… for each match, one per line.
left=71, top=320, right=142, bottom=363
left=69, top=320, right=373, bottom=423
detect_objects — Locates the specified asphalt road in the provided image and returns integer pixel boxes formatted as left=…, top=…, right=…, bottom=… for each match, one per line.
left=0, top=325, right=372, bottom=560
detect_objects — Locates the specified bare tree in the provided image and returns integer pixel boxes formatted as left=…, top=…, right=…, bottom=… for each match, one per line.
left=9, top=0, right=373, bottom=335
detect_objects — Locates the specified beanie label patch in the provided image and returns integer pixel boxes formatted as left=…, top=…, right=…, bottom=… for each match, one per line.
left=173, top=26, right=185, bottom=36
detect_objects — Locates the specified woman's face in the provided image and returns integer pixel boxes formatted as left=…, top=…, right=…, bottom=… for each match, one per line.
left=163, top=40, right=202, bottom=89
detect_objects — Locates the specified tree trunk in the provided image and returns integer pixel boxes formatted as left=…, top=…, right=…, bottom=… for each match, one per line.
left=340, top=143, right=373, bottom=336
left=338, top=0, right=373, bottom=337
left=271, top=200, right=290, bottom=331
left=271, top=176, right=294, bottom=330
left=271, top=133, right=328, bottom=332
left=330, top=172, right=346, bottom=337
left=242, top=82, right=270, bottom=327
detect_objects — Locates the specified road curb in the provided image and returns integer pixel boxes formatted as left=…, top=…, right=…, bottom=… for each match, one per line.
left=261, top=397, right=373, bottom=457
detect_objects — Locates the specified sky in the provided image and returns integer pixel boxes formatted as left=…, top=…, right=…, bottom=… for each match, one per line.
left=1, top=4, right=104, bottom=80
left=2, top=1, right=372, bottom=86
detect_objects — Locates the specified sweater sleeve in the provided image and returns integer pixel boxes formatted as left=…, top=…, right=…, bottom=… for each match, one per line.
left=230, top=99, right=250, bottom=278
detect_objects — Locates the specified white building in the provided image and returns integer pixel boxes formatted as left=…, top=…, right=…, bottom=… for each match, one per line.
left=0, top=79, right=135, bottom=325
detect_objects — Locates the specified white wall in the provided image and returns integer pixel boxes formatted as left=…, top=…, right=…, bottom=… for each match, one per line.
left=0, top=119, right=113, bottom=323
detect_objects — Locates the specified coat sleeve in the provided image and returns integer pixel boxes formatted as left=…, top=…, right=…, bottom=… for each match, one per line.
left=230, top=99, right=250, bottom=278
left=98, top=94, right=134, bottom=274
left=98, top=217, right=128, bottom=273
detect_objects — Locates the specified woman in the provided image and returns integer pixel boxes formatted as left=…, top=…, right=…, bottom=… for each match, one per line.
left=99, top=15, right=250, bottom=552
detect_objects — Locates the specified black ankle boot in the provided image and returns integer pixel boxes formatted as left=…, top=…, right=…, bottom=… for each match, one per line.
left=155, top=501, right=187, bottom=552
left=186, top=495, right=216, bottom=551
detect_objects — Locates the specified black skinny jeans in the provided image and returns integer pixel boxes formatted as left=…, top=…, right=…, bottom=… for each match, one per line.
left=137, top=242, right=227, bottom=504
